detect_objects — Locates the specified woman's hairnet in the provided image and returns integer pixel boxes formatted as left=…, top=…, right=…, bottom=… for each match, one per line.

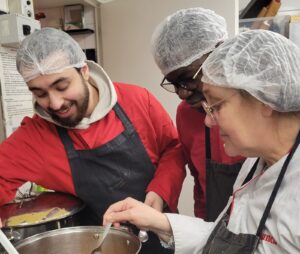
left=16, top=27, right=86, bottom=82
left=202, top=30, right=300, bottom=112
left=151, top=7, right=228, bottom=76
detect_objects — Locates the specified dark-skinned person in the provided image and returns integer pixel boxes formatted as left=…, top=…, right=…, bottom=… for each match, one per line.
left=151, top=7, right=244, bottom=221
left=103, top=30, right=300, bottom=254
left=0, top=27, right=186, bottom=254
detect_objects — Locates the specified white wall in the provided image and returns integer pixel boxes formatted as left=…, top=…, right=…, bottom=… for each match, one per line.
left=100, top=0, right=238, bottom=216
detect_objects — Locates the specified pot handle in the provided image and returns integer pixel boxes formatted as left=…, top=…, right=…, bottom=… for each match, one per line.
left=119, top=224, right=149, bottom=243
left=118, top=225, right=132, bottom=233
left=4, top=230, right=21, bottom=242
left=138, top=230, right=149, bottom=243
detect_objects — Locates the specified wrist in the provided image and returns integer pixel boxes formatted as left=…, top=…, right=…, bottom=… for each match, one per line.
left=153, top=213, right=171, bottom=233
left=151, top=213, right=174, bottom=248
left=160, top=235, right=175, bottom=249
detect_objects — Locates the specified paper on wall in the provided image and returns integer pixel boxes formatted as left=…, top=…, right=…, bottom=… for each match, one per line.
left=0, top=46, right=33, bottom=140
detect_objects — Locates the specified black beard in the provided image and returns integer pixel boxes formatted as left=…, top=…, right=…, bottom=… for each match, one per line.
left=50, top=82, right=89, bottom=128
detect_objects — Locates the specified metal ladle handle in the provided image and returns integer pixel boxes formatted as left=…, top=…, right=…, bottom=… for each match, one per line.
left=138, top=230, right=149, bottom=243
left=90, top=223, right=112, bottom=254
left=0, top=230, right=19, bottom=254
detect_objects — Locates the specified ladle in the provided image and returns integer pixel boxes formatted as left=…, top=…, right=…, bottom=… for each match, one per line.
left=90, top=223, right=112, bottom=254
left=0, top=229, right=19, bottom=254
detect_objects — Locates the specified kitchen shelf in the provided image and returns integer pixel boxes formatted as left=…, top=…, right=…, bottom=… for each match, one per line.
left=239, top=0, right=272, bottom=19
left=64, top=28, right=94, bottom=35
left=33, top=0, right=99, bottom=9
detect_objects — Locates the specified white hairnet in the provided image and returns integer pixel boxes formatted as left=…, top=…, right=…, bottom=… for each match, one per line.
left=151, top=7, right=228, bottom=76
left=202, top=30, right=300, bottom=112
left=16, top=27, right=86, bottom=82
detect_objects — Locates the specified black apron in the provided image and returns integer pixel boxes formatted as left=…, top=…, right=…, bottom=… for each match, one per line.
left=203, top=130, right=300, bottom=254
left=205, top=127, right=244, bottom=221
left=56, top=103, right=173, bottom=254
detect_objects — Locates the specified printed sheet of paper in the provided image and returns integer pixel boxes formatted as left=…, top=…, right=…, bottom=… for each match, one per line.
left=0, top=46, right=33, bottom=139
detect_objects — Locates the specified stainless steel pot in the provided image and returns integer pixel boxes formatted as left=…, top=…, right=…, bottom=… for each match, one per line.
left=15, top=226, right=141, bottom=254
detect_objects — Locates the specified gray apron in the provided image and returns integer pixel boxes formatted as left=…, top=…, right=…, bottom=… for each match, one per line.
left=203, top=130, right=300, bottom=254
left=205, top=127, right=244, bottom=221
left=56, top=103, right=173, bottom=254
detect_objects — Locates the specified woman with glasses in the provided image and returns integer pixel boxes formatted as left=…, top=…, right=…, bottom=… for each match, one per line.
left=103, top=30, right=300, bottom=254
left=151, top=7, right=244, bottom=221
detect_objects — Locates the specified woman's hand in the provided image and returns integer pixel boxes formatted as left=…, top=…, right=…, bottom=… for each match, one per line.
left=144, top=191, right=164, bottom=212
left=103, top=197, right=172, bottom=237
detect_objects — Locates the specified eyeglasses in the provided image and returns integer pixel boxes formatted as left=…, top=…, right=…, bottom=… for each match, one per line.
left=201, top=92, right=238, bottom=122
left=160, top=64, right=203, bottom=93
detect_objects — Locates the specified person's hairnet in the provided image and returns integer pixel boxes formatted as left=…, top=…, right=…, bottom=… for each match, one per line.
left=16, top=27, right=86, bottom=82
left=151, top=7, right=228, bottom=76
left=202, top=30, right=300, bottom=112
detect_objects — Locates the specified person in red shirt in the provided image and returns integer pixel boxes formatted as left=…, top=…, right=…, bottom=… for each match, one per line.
left=0, top=27, right=185, bottom=254
left=151, top=8, right=244, bottom=221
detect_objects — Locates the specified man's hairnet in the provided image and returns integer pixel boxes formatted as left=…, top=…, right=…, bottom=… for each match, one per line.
left=151, top=7, right=228, bottom=76
left=202, top=30, right=300, bottom=112
left=16, top=27, right=86, bottom=82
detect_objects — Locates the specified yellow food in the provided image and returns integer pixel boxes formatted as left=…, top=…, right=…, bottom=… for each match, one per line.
left=7, top=207, right=69, bottom=226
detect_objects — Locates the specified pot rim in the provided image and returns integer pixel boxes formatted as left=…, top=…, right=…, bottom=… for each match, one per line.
left=15, top=225, right=141, bottom=251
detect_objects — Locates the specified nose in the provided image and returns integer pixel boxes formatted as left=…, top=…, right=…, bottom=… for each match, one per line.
left=48, top=92, right=64, bottom=111
left=204, top=114, right=217, bottom=128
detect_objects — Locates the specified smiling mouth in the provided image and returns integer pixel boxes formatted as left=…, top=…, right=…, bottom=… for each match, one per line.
left=50, top=103, right=73, bottom=117
left=58, top=105, right=71, bottom=114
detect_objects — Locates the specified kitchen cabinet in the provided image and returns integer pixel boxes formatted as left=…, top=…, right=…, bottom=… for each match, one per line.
left=239, top=0, right=300, bottom=46
left=33, top=0, right=102, bottom=63
left=239, top=0, right=300, bottom=16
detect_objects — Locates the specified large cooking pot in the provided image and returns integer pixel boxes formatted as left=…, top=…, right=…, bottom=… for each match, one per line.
left=15, top=226, right=141, bottom=254
left=0, top=192, right=85, bottom=244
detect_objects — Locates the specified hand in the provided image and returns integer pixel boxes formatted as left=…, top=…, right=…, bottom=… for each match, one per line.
left=144, top=191, right=164, bottom=212
left=103, top=197, right=171, bottom=236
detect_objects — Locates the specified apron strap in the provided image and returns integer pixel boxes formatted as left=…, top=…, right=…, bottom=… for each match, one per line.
left=56, top=126, right=78, bottom=159
left=113, top=103, right=135, bottom=136
left=256, top=130, right=300, bottom=236
left=205, top=126, right=211, bottom=159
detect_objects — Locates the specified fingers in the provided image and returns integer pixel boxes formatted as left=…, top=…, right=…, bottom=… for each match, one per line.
left=144, top=192, right=164, bottom=212
left=103, top=197, right=141, bottom=225
left=105, top=210, right=134, bottom=226
left=103, top=197, right=171, bottom=235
